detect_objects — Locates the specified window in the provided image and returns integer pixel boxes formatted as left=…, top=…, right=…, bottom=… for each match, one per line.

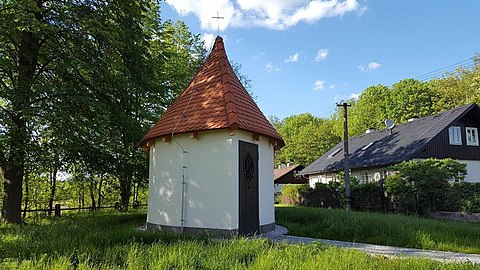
left=466, top=127, right=479, bottom=146
left=448, top=126, right=462, bottom=145
left=362, top=141, right=375, bottom=150
left=327, top=148, right=342, bottom=159
left=360, top=171, right=371, bottom=184
left=379, top=168, right=388, bottom=180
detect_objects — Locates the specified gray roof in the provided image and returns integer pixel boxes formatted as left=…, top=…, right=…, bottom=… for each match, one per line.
left=300, top=103, right=478, bottom=175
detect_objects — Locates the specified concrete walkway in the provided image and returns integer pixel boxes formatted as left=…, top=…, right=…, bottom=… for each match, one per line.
left=260, top=226, right=480, bottom=264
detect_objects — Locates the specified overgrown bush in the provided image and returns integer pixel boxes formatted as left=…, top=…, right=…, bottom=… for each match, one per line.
left=351, top=182, right=385, bottom=212
left=385, top=158, right=466, bottom=215
left=281, top=184, right=310, bottom=205
left=444, top=182, right=480, bottom=213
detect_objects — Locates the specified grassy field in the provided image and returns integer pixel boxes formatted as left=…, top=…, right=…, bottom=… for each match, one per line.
left=275, top=205, right=480, bottom=254
left=0, top=210, right=478, bottom=269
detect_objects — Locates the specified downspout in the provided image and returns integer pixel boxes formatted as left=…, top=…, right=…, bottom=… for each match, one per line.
left=171, top=90, right=195, bottom=232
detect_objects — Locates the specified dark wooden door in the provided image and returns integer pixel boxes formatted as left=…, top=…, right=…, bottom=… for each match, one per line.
left=238, top=140, right=259, bottom=235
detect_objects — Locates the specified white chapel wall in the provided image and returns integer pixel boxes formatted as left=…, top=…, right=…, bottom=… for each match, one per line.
left=147, top=129, right=237, bottom=230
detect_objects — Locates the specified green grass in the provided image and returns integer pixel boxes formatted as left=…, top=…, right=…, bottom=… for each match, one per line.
left=0, top=210, right=477, bottom=269
left=275, top=205, right=480, bottom=254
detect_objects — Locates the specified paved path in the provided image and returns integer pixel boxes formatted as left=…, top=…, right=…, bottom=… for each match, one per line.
left=260, top=226, right=480, bottom=264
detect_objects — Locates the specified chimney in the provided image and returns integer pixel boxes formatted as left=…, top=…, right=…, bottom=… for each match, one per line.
left=408, top=116, right=419, bottom=122
left=365, top=128, right=375, bottom=134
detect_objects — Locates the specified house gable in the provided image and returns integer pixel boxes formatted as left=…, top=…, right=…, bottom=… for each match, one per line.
left=416, top=106, right=480, bottom=160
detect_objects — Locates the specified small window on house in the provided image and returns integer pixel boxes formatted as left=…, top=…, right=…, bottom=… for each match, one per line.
left=466, top=127, right=479, bottom=146
left=327, top=148, right=342, bottom=159
left=448, top=126, right=462, bottom=145
left=362, top=142, right=375, bottom=151
left=379, top=168, right=388, bottom=180
left=360, top=171, right=371, bottom=184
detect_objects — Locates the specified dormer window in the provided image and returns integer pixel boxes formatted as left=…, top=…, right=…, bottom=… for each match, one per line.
left=327, top=148, right=342, bottom=159
left=448, top=126, right=462, bottom=145
left=466, top=127, right=479, bottom=146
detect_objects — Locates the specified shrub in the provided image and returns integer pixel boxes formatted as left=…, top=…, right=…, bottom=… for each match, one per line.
left=351, top=182, right=384, bottom=212
left=444, top=182, right=480, bottom=213
left=385, top=158, right=466, bottom=215
left=281, top=184, right=310, bottom=205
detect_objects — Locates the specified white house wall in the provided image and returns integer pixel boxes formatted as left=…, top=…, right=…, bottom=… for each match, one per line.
left=456, top=160, right=480, bottom=182
left=234, top=130, right=275, bottom=227
left=147, top=129, right=236, bottom=230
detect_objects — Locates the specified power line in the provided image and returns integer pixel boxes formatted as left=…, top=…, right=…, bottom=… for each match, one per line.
left=413, top=58, right=475, bottom=81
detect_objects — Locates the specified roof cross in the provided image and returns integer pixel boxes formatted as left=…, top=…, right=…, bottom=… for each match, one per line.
left=212, top=11, right=224, bottom=36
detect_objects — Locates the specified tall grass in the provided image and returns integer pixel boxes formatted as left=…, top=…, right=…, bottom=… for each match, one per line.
left=275, top=205, right=480, bottom=254
left=0, top=210, right=477, bottom=269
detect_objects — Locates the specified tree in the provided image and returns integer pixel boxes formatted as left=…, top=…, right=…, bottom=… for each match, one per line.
left=275, top=113, right=340, bottom=165
left=0, top=0, right=206, bottom=222
left=350, top=84, right=391, bottom=135
left=389, top=79, right=434, bottom=123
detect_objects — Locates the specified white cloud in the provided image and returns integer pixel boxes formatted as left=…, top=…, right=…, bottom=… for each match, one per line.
left=313, top=80, right=325, bottom=91
left=315, top=48, right=329, bottom=61
left=358, top=61, right=381, bottom=72
left=368, top=62, right=381, bottom=70
left=201, top=33, right=216, bottom=49
left=284, top=52, right=300, bottom=63
left=265, top=63, right=280, bottom=73
left=329, top=84, right=335, bottom=89
left=166, top=0, right=365, bottom=31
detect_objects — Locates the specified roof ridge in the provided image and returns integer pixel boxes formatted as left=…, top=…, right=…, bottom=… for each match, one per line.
left=215, top=38, right=240, bottom=131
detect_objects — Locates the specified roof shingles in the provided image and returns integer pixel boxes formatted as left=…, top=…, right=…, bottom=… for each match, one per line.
left=140, top=36, right=284, bottom=148
left=300, top=103, right=478, bottom=175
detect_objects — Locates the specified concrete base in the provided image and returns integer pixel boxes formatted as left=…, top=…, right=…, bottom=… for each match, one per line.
left=146, top=222, right=276, bottom=237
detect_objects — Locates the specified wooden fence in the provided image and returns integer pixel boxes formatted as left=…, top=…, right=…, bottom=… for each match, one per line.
left=22, top=203, right=147, bottom=217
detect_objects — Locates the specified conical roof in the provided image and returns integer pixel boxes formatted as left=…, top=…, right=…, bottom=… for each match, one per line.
left=139, top=36, right=284, bottom=149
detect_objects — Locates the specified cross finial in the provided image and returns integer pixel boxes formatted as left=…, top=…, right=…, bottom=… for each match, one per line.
left=212, top=11, right=224, bottom=36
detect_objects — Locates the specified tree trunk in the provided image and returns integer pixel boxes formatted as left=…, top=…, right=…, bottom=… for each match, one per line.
left=120, top=173, right=132, bottom=211
left=48, top=165, right=58, bottom=216
left=2, top=114, right=27, bottom=223
left=89, top=178, right=96, bottom=210
left=2, top=18, right=40, bottom=222
left=97, top=177, right=103, bottom=208
left=23, top=167, right=29, bottom=218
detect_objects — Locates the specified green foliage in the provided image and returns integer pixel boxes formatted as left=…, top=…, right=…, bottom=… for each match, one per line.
left=351, top=182, right=384, bottom=212
left=390, top=79, right=435, bottom=122
left=0, top=210, right=476, bottom=269
left=385, top=159, right=466, bottom=215
left=275, top=114, right=340, bottom=165
left=445, top=183, right=480, bottom=213
left=0, top=0, right=206, bottom=218
left=276, top=205, right=480, bottom=254
left=281, top=184, right=311, bottom=205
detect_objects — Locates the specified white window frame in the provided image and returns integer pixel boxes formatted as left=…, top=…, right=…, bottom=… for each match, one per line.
left=448, top=126, right=462, bottom=145
left=360, top=171, right=371, bottom=184
left=466, top=127, right=479, bottom=146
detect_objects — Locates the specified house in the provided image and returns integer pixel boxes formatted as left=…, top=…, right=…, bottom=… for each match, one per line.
left=300, top=103, right=480, bottom=187
left=139, top=36, right=284, bottom=236
left=274, top=163, right=308, bottom=194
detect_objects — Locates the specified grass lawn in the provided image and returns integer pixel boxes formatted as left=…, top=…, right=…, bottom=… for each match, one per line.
left=0, top=210, right=478, bottom=269
left=275, top=205, right=480, bottom=254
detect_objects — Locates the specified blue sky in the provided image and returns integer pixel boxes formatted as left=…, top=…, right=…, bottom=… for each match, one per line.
left=161, top=1, right=480, bottom=119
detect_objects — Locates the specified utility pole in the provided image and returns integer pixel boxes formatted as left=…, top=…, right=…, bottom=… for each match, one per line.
left=337, top=102, right=352, bottom=211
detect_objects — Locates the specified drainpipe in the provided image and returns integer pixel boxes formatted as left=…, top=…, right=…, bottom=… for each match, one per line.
left=181, top=157, right=187, bottom=232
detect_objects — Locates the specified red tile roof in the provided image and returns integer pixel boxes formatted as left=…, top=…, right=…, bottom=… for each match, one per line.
left=139, top=36, right=284, bottom=149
